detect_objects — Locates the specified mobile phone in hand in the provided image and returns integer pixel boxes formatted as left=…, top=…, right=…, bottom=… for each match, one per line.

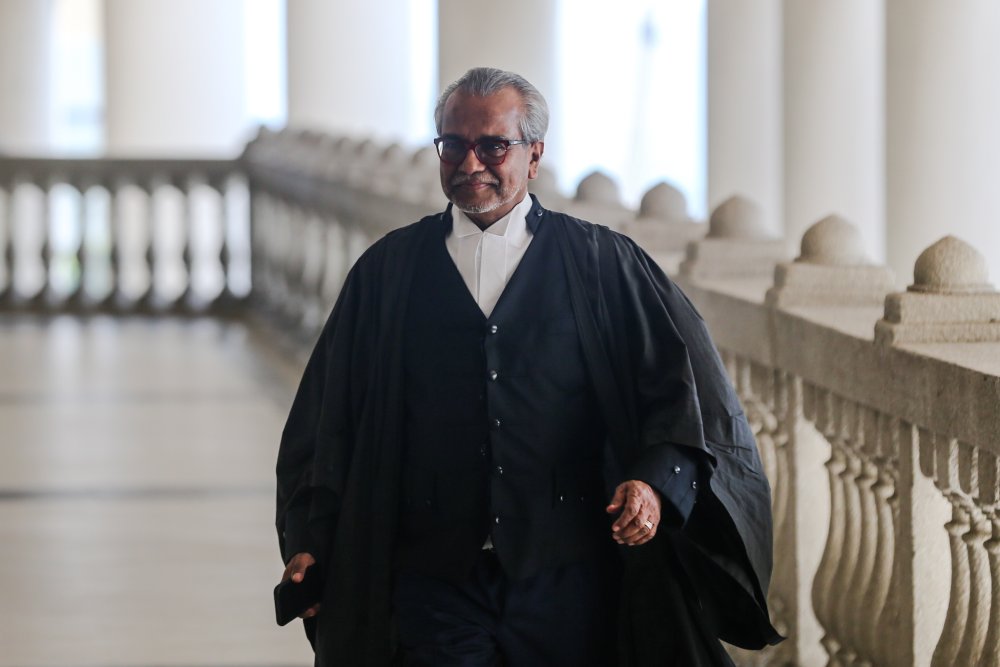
left=274, top=564, right=324, bottom=626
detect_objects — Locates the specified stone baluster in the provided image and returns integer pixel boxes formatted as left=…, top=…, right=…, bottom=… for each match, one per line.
left=841, top=407, right=883, bottom=667
left=722, top=353, right=797, bottom=667
left=85, top=184, right=115, bottom=306
left=980, top=500, right=1000, bottom=667
left=807, top=386, right=846, bottom=665
left=932, top=495, right=970, bottom=667
left=108, top=181, right=151, bottom=308
left=183, top=174, right=228, bottom=310
left=320, top=219, right=348, bottom=312
left=259, top=193, right=289, bottom=316
left=830, top=398, right=863, bottom=667
left=248, top=190, right=273, bottom=305
left=57, top=182, right=87, bottom=308
left=299, top=210, right=327, bottom=332
left=284, top=203, right=311, bottom=325
left=220, top=172, right=252, bottom=305
left=678, top=195, right=787, bottom=282
left=955, top=443, right=994, bottom=667
left=865, top=414, right=903, bottom=667
left=923, top=435, right=991, bottom=667
left=147, top=174, right=194, bottom=311
left=7, top=180, right=48, bottom=305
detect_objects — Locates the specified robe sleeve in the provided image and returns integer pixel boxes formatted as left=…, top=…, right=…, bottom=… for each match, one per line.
left=275, top=242, right=382, bottom=566
left=601, top=229, right=781, bottom=649
left=627, top=443, right=705, bottom=528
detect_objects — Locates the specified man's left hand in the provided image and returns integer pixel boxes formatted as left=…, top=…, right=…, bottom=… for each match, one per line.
left=606, top=480, right=662, bottom=546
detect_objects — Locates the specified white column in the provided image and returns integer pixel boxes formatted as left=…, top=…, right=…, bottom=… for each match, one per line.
left=886, top=0, right=1000, bottom=285
left=783, top=1, right=885, bottom=263
left=0, top=0, right=51, bottom=154
left=287, top=0, right=429, bottom=141
left=437, top=0, right=557, bottom=104
left=104, top=0, right=247, bottom=156
left=706, top=0, right=782, bottom=235
left=437, top=0, right=560, bottom=165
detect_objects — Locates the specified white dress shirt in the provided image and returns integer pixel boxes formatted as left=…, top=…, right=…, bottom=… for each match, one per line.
left=445, top=195, right=535, bottom=318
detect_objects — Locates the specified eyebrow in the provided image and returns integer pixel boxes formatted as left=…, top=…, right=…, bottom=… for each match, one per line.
left=439, top=134, right=511, bottom=142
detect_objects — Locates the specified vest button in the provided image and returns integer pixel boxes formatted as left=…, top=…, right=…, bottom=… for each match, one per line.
left=492, top=418, right=501, bottom=430
left=489, top=370, right=499, bottom=381
left=673, top=465, right=681, bottom=474
left=558, top=495, right=565, bottom=502
left=496, top=465, right=504, bottom=476
left=480, top=443, right=487, bottom=457
left=494, top=514, right=501, bottom=525
left=489, top=324, right=499, bottom=334
left=691, top=481, right=698, bottom=490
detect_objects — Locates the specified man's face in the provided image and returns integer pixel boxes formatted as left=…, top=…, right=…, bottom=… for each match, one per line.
left=438, top=88, right=544, bottom=228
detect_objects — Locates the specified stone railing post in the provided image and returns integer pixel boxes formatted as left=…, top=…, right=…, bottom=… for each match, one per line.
left=680, top=195, right=791, bottom=666
left=564, top=171, right=632, bottom=231
left=621, top=181, right=705, bottom=274
left=678, top=195, right=786, bottom=282
left=769, top=216, right=898, bottom=667
left=876, top=236, right=1000, bottom=667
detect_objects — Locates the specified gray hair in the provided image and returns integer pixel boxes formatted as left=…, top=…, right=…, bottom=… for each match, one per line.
left=434, top=67, right=549, bottom=143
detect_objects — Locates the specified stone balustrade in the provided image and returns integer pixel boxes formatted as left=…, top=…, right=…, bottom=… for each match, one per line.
left=244, top=129, right=1000, bottom=666
left=3, top=128, right=999, bottom=666
left=0, top=156, right=249, bottom=313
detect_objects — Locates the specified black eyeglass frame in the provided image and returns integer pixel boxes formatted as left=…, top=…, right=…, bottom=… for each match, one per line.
left=433, top=136, right=531, bottom=166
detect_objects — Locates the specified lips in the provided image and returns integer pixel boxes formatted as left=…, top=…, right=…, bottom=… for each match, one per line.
left=451, top=178, right=498, bottom=189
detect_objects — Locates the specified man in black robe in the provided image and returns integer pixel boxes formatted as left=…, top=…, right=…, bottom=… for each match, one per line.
left=276, top=67, right=781, bottom=666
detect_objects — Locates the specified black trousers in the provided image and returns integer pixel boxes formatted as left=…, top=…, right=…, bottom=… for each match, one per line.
left=392, top=550, right=621, bottom=667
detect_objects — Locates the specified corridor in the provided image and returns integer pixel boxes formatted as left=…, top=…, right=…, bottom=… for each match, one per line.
left=0, top=315, right=313, bottom=666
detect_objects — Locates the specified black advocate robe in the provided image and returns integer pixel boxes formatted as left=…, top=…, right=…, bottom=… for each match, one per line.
left=276, top=196, right=782, bottom=666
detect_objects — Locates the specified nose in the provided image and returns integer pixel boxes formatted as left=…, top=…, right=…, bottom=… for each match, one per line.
left=456, top=146, right=486, bottom=174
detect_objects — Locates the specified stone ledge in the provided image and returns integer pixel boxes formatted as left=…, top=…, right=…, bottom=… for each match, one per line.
left=875, top=319, right=1000, bottom=346
left=679, top=238, right=788, bottom=280
left=766, top=263, right=895, bottom=308
left=876, top=291, right=1000, bottom=345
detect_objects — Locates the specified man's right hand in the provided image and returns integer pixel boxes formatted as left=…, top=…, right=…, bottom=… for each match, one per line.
left=281, top=552, right=321, bottom=619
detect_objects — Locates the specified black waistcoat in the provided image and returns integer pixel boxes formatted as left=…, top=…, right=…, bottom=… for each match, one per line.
left=396, top=211, right=609, bottom=582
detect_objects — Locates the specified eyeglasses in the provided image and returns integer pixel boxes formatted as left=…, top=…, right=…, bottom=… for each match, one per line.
left=433, top=136, right=530, bottom=166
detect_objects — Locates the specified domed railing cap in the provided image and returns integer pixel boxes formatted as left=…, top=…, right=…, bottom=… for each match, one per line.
left=356, top=138, right=380, bottom=158
left=381, top=142, right=407, bottom=163
left=707, top=195, right=767, bottom=239
left=910, top=235, right=993, bottom=294
left=797, top=214, right=866, bottom=266
left=411, top=145, right=440, bottom=169
left=574, top=171, right=621, bottom=205
left=638, top=181, right=687, bottom=219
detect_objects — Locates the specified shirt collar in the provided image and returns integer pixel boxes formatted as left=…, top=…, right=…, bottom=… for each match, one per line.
left=450, top=194, right=534, bottom=246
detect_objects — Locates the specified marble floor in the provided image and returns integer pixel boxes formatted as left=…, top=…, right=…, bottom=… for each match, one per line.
left=0, top=315, right=314, bottom=667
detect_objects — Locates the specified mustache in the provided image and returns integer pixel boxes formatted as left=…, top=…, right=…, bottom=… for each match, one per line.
left=450, top=175, right=499, bottom=187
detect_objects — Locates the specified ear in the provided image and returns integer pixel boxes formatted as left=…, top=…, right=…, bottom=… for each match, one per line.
left=527, top=141, right=544, bottom=180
